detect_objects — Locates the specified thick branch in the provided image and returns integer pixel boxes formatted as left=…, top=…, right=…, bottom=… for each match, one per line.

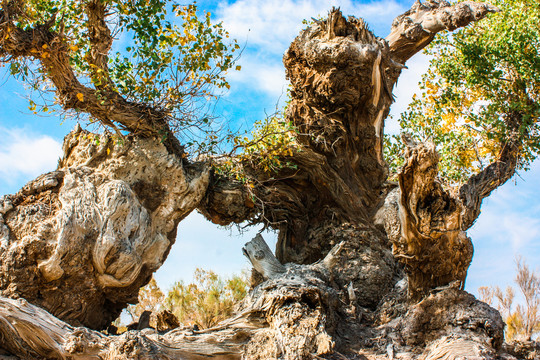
left=0, top=128, right=209, bottom=329
left=459, top=140, right=519, bottom=229
left=284, top=8, right=394, bottom=213
left=386, top=0, right=499, bottom=64
left=458, top=112, right=523, bottom=229
left=202, top=3, right=497, bottom=267
left=86, top=0, right=114, bottom=89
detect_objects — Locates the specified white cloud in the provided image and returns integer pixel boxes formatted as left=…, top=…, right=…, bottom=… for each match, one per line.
left=227, top=54, right=288, bottom=97
left=217, top=0, right=409, bottom=99
left=503, top=215, right=540, bottom=250
left=0, top=127, right=62, bottom=190
left=469, top=202, right=540, bottom=252
left=217, top=0, right=407, bottom=54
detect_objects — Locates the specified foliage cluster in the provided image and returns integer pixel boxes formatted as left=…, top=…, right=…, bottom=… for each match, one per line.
left=126, top=269, right=248, bottom=330
left=479, top=258, right=540, bottom=341
left=5, top=0, right=240, bottom=149
left=164, top=268, right=248, bottom=329
left=386, top=0, right=540, bottom=185
left=214, top=112, right=299, bottom=184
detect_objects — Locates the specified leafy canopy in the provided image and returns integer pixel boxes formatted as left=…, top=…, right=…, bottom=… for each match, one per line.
left=5, top=0, right=240, bottom=145
left=386, top=0, right=540, bottom=184
left=215, top=112, right=299, bottom=182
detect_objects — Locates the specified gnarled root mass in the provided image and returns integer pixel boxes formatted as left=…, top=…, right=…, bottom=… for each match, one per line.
left=0, top=235, right=510, bottom=359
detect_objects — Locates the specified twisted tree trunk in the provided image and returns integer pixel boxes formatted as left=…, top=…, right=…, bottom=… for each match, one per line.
left=0, top=1, right=526, bottom=359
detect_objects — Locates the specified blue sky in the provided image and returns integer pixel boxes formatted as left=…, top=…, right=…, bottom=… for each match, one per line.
left=0, top=0, right=538, bottom=300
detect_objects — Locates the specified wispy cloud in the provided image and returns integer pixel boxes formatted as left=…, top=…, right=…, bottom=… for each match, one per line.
left=466, top=160, right=540, bottom=293
left=472, top=209, right=540, bottom=251
left=217, top=0, right=406, bottom=54
left=216, top=0, right=409, bottom=101
left=226, top=55, right=288, bottom=98
left=0, top=126, right=62, bottom=193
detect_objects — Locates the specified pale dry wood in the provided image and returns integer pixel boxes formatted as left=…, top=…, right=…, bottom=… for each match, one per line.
left=242, top=233, right=285, bottom=279
left=422, top=337, right=491, bottom=360
left=0, top=296, right=247, bottom=359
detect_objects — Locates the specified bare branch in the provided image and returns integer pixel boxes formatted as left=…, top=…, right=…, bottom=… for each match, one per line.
left=242, top=234, right=285, bottom=279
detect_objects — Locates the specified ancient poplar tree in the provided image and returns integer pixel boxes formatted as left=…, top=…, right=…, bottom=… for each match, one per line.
left=0, top=0, right=537, bottom=358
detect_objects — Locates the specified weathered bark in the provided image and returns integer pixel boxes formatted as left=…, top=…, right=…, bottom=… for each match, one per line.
left=386, top=0, right=499, bottom=63
left=0, top=127, right=209, bottom=329
left=503, top=340, right=540, bottom=360
left=375, top=137, right=473, bottom=300
left=0, top=235, right=337, bottom=359
left=200, top=1, right=498, bottom=270
left=0, top=235, right=510, bottom=359
left=0, top=1, right=524, bottom=359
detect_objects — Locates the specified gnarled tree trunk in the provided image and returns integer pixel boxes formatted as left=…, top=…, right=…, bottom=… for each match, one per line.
left=0, top=127, right=209, bottom=329
left=0, top=1, right=527, bottom=359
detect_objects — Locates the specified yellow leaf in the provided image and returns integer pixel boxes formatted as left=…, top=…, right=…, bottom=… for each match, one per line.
left=76, top=93, right=84, bottom=102
left=107, top=148, right=110, bottom=155
left=42, top=44, right=48, bottom=49
left=235, top=65, right=241, bottom=71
